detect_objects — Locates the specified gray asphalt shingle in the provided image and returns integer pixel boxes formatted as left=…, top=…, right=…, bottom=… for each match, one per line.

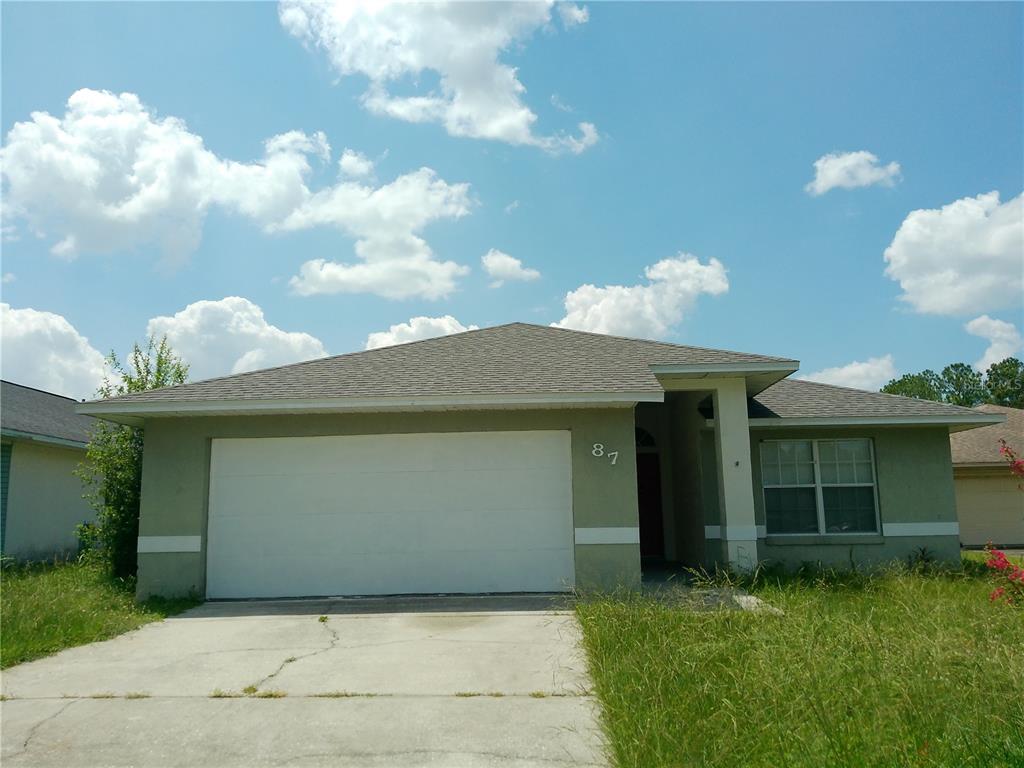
left=2, top=381, right=96, bottom=444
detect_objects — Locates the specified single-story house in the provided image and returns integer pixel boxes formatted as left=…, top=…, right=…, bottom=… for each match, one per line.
left=949, top=404, right=1024, bottom=548
left=78, top=323, right=1003, bottom=600
left=2, top=380, right=97, bottom=559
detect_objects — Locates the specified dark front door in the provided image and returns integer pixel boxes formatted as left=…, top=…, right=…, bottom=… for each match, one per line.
left=636, top=453, right=664, bottom=559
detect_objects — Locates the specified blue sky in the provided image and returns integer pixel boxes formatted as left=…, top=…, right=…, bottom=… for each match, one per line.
left=1, top=1, right=1021, bottom=399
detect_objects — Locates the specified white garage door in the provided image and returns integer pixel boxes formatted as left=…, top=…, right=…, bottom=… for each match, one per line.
left=205, top=431, right=574, bottom=598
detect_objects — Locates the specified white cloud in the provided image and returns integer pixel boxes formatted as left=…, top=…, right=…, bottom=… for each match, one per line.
left=552, top=254, right=729, bottom=338
left=481, top=249, right=541, bottom=288
left=1, top=89, right=473, bottom=299
left=965, top=315, right=1023, bottom=371
left=504, top=200, right=520, bottom=214
left=557, top=3, right=589, bottom=28
left=883, top=191, right=1023, bottom=316
left=146, top=296, right=327, bottom=381
left=797, top=354, right=897, bottom=392
left=2, top=273, right=15, bottom=284
left=550, top=93, right=573, bottom=113
left=279, top=0, right=598, bottom=154
left=0, top=303, right=106, bottom=400
left=338, top=148, right=374, bottom=178
left=364, top=315, right=478, bottom=350
left=805, top=150, right=901, bottom=196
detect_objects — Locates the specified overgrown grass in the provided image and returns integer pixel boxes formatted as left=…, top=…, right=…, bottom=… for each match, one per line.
left=1, top=559, right=199, bottom=668
left=577, top=558, right=1024, bottom=768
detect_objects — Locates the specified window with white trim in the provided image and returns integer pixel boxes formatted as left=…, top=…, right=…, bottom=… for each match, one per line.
left=760, top=439, right=879, bottom=535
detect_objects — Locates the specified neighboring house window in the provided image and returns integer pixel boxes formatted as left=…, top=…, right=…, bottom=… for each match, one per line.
left=760, top=439, right=879, bottom=535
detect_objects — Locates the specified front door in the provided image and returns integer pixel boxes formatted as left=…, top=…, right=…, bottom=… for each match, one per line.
left=636, top=452, right=664, bottom=560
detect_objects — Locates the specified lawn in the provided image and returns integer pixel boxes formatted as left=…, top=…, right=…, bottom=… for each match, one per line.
left=1, top=560, right=198, bottom=668
left=577, top=556, right=1024, bottom=768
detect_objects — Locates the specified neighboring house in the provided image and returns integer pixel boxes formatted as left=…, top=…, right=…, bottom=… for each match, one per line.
left=2, top=381, right=97, bottom=559
left=949, top=404, right=1024, bottom=548
left=79, top=323, right=1003, bottom=600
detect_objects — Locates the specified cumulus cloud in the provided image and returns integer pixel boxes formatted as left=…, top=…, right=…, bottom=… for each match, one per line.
left=0, top=303, right=106, bottom=400
left=481, top=249, right=540, bottom=287
left=965, top=315, right=1023, bottom=371
left=883, top=191, right=1023, bottom=316
left=557, top=3, right=589, bottom=28
left=1, top=89, right=473, bottom=299
left=338, top=148, right=374, bottom=178
left=147, top=296, right=327, bottom=381
left=364, top=315, right=478, bottom=350
left=552, top=254, right=729, bottom=338
left=278, top=0, right=598, bottom=154
left=797, top=354, right=898, bottom=392
left=805, top=150, right=901, bottom=196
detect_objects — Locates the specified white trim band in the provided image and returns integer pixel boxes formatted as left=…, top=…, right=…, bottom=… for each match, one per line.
left=574, top=527, right=641, bottom=545
left=882, top=522, right=960, bottom=537
left=704, top=525, right=765, bottom=541
left=137, top=536, right=202, bottom=553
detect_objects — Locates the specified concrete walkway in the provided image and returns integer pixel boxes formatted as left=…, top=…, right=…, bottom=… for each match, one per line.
left=1, top=595, right=606, bottom=767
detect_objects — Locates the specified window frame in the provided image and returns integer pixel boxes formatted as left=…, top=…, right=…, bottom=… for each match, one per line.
left=760, top=438, right=881, bottom=536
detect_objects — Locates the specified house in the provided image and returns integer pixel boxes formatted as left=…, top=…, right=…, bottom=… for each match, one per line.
left=2, top=381, right=97, bottom=559
left=78, top=323, right=1003, bottom=600
left=949, top=404, right=1024, bottom=548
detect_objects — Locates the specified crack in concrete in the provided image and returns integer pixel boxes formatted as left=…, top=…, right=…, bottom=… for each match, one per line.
left=250, top=617, right=340, bottom=691
left=4, top=698, right=78, bottom=759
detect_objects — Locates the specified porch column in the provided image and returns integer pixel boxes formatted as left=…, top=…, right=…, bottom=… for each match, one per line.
left=711, top=378, right=758, bottom=571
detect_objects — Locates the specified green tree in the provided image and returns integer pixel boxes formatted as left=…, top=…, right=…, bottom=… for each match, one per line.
left=938, top=362, right=986, bottom=407
left=985, top=357, right=1024, bottom=408
left=881, top=370, right=943, bottom=401
left=77, top=337, right=188, bottom=578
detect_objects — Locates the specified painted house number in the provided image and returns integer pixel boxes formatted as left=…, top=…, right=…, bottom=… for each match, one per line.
left=591, top=443, right=619, bottom=465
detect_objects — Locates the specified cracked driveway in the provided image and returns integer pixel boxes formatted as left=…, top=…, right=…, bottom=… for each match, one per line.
left=1, top=595, right=606, bottom=767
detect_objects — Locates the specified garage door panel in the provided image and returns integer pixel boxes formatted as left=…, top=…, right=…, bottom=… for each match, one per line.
left=206, top=431, right=574, bottom=598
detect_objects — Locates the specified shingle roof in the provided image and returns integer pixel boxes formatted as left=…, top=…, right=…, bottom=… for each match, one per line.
left=747, top=378, right=998, bottom=422
left=949, top=404, right=1024, bottom=464
left=85, top=323, right=798, bottom=405
left=2, top=381, right=96, bottom=445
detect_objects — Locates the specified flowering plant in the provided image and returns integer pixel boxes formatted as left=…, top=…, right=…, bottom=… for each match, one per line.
left=985, top=546, right=1024, bottom=606
left=998, top=439, right=1024, bottom=484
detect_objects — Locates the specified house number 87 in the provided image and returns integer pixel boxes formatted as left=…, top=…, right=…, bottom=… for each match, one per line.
left=592, top=443, right=619, bottom=465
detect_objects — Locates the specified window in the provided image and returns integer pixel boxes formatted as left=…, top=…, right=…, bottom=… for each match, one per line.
left=760, top=439, right=879, bottom=535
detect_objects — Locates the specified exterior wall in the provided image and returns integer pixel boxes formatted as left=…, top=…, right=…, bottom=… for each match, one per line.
left=136, top=407, right=641, bottom=598
left=745, top=426, right=961, bottom=569
left=954, top=468, right=1024, bottom=547
left=2, top=439, right=94, bottom=559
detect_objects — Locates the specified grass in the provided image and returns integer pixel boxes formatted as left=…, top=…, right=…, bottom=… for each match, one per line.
left=577, top=557, right=1024, bottom=768
left=0, top=559, right=199, bottom=669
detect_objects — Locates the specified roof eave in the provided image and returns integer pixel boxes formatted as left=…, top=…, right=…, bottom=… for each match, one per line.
left=77, top=390, right=665, bottom=423
left=651, top=362, right=800, bottom=397
left=0, top=427, right=89, bottom=449
left=732, top=414, right=1006, bottom=431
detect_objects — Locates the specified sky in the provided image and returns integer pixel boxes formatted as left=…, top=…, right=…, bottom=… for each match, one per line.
left=1, top=1, right=1021, bottom=400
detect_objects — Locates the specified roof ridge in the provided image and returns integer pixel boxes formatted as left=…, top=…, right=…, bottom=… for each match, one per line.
left=1, top=379, right=82, bottom=402
left=783, top=377, right=983, bottom=415
left=514, top=322, right=798, bottom=363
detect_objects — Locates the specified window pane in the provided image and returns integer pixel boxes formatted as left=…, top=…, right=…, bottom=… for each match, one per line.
left=846, top=440, right=871, bottom=461
left=837, top=441, right=860, bottom=462
left=837, top=462, right=857, bottom=484
left=761, top=442, right=779, bottom=464
left=797, top=463, right=815, bottom=484
left=817, top=441, right=836, bottom=463
left=762, top=462, right=780, bottom=486
left=823, top=487, right=877, bottom=533
left=794, top=441, right=813, bottom=462
left=855, top=461, right=874, bottom=483
left=820, top=463, right=837, bottom=484
left=765, top=487, right=819, bottom=534
left=780, top=462, right=799, bottom=485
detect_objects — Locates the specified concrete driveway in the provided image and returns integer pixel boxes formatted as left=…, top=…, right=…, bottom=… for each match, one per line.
left=1, top=595, right=606, bottom=767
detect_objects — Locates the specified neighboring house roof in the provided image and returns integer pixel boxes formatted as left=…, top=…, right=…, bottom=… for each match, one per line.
left=2, top=381, right=96, bottom=447
left=75, top=322, right=1001, bottom=431
left=80, top=323, right=797, bottom=413
left=949, top=404, right=1024, bottom=465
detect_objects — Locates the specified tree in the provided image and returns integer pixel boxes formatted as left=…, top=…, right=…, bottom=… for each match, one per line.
left=77, top=337, right=188, bottom=578
left=985, top=358, right=1024, bottom=408
left=937, top=363, right=986, bottom=407
left=881, top=370, right=943, bottom=401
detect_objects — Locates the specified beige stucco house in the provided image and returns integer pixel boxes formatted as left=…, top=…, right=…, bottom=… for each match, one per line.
left=950, top=404, right=1024, bottom=548
left=79, top=324, right=1002, bottom=599
left=2, top=381, right=96, bottom=559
